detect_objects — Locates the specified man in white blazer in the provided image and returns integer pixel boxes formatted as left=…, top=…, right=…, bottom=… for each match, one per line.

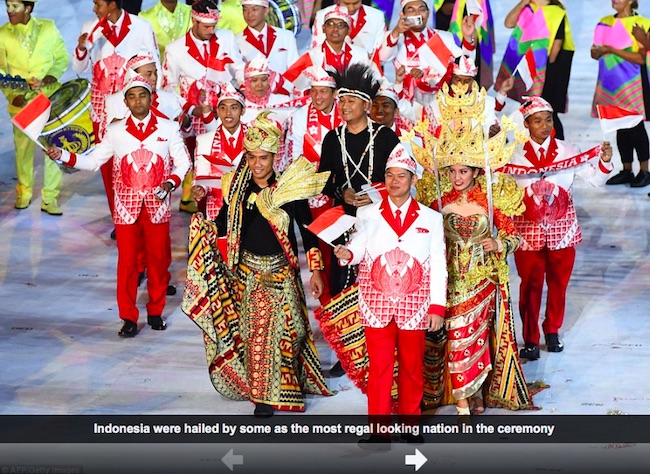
left=334, top=144, right=447, bottom=446
left=311, top=0, right=387, bottom=57
left=46, top=75, right=191, bottom=339
left=236, top=0, right=298, bottom=76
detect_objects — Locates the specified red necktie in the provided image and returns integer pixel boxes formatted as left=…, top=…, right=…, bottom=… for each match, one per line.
left=203, top=44, right=209, bottom=64
left=539, top=147, right=546, bottom=165
left=110, top=24, right=117, bottom=40
left=228, top=136, right=235, bottom=150
left=395, top=209, right=402, bottom=230
left=258, top=34, right=265, bottom=54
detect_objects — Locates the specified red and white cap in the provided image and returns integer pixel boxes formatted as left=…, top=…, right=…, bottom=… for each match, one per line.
left=218, top=82, right=246, bottom=106
left=376, top=87, right=399, bottom=106
left=520, top=96, right=553, bottom=119
left=192, top=7, right=220, bottom=24
left=241, top=0, right=269, bottom=6
left=401, top=0, right=430, bottom=11
left=324, top=5, right=352, bottom=26
left=244, top=55, right=270, bottom=79
left=386, top=143, right=417, bottom=174
left=304, top=65, right=336, bottom=88
left=126, top=52, right=155, bottom=72
left=453, top=55, right=478, bottom=77
left=123, top=72, right=152, bottom=96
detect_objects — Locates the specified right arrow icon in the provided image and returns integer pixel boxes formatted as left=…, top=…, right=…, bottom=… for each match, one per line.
left=405, top=448, right=428, bottom=471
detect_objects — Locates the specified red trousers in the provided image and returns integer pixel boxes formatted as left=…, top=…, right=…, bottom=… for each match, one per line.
left=115, top=206, right=171, bottom=323
left=514, top=246, right=576, bottom=345
left=364, top=320, right=426, bottom=416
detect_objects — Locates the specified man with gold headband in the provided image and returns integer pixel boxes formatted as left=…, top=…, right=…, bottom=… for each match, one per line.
left=1, top=0, right=69, bottom=214
left=183, top=111, right=333, bottom=418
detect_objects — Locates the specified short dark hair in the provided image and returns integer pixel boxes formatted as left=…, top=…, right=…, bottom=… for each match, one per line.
left=192, top=0, right=219, bottom=14
left=23, top=1, right=35, bottom=12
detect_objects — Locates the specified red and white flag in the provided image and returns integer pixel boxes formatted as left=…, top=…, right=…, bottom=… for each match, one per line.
left=357, top=182, right=387, bottom=203
left=466, top=0, right=484, bottom=27
left=11, top=93, right=51, bottom=149
left=306, top=206, right=356, bottom=246
left=418, top=32, right=462, bottom=77
left=596, top=104, right=644, bottom=135
left=515, top=48, right=537, bottom=91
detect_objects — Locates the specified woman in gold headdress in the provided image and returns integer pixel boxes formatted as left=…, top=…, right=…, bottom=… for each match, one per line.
left=183, top=111, right=333, bottom=417
left=415, top=82, right=542, bottom=415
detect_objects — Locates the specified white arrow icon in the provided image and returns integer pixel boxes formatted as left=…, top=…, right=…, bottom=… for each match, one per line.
left=405, top=448, right=428, bottom=471
left=221, top=448, right=244, bottom=471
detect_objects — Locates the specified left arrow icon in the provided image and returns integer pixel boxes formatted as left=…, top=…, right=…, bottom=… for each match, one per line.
left=221, top=448, right=244, bottom=471
left=405, top=448, right=427, bottom=471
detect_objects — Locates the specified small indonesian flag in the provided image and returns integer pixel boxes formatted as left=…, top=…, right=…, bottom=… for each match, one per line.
left=596, top=104, right=644, bottom=135
left=418, top=32, right=462, bottom=77
left=84, top=16, right=109, bottom=49
left=306, top=205, right=356, bottom=246
left=466, top=0, right=484, bottom=27
left=282, top=52, right=315, bottom=84
left=12, top=93, right=51, bottom=144
left=515, top=48, right=537, bottom=92
left=371, top=47, right=384, bottom=77
left=357, top=182, right=387, bottom=203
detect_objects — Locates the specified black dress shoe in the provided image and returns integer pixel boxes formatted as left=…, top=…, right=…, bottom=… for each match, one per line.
left=400, top=433, right=424, bottom=444
left=606, top=170, right=634, bottom=185
left=110, top=228, right=117, bottom=240
left=166, top=285, right=177, bottom=296
left=118, top=320, right=138, bottom=338
left=358, top=435, right=391, bottom=450
left=137, top=271, right=145, bottom=287
left=631, top=170, right=650, bottom=188
left=253, top=403, right=274, bottom=418
left=147, top=315, right=167, bottom=331
left=329, top=361, right=346, bottom=377
left=519, top=343, right=540, bottom=360
left=545, top=333, right=564, bottom=352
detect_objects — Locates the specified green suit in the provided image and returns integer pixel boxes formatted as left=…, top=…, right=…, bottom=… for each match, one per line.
left=0, top=16, right=70, bottom=205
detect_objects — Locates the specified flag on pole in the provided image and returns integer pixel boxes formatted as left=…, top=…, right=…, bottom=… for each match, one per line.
left=306, top=206, right=356, bottom=246
left=418, top=32, right=461, bottom=77
left=84, top=16, right=109, bottom=50
left=596, top=104, right=644, bottom=135
left=357, top=182, right=387, bottom=203
left=515, top=48, right=537, bottom=91
left=466, top=0, right=484, bottom=27
left=11, top=93, right=51, bottom=150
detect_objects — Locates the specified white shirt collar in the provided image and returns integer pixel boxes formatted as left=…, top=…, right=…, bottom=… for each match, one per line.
left=388, top=196, right=411, bottom=215
left=247, top=23, right=268, bottom=38
left=529, top=136, right=552, bottom=154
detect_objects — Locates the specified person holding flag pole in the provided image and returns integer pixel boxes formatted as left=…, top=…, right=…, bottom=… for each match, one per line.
left=1, top=0, right=69, bottom=214
left=591, top=0, right=650, bottom=187
left=504, top=97, right=613, bottom=360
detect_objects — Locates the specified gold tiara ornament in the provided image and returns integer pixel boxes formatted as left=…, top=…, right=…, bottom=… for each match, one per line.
left=404, top=82, right=528, bottom=171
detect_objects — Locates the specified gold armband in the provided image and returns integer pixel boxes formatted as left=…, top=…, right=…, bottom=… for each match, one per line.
left=306, top=247, right=324, bottom=272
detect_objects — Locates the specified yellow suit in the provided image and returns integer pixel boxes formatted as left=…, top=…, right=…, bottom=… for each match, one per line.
left=0, top=16, right=69, bottom=207
left=139, top=1, right=191, bottom=58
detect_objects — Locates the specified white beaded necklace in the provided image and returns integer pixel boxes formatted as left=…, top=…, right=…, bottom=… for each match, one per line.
left=338, top=120, right=383, bottom=188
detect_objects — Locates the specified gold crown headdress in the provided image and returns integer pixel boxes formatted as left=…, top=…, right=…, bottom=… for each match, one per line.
left=404, top=82, right=528, bottom=172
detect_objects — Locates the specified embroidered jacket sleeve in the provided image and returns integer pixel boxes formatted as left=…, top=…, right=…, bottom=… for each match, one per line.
left=59, top=126, right=119, bottom=171
left=167, top=124, right=191, bottom=188
left=493, top=207, right=521, bottom=256
left=427, top=210, right=447, bottom=317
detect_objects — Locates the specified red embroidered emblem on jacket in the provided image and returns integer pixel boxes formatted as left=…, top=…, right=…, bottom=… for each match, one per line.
left=416, top=227, right=429, bottom=233
left=370, top=248, right=423, bottom=303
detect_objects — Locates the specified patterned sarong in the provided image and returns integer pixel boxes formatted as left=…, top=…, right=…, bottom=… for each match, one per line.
left=183, top=214, right=332, bottom=411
